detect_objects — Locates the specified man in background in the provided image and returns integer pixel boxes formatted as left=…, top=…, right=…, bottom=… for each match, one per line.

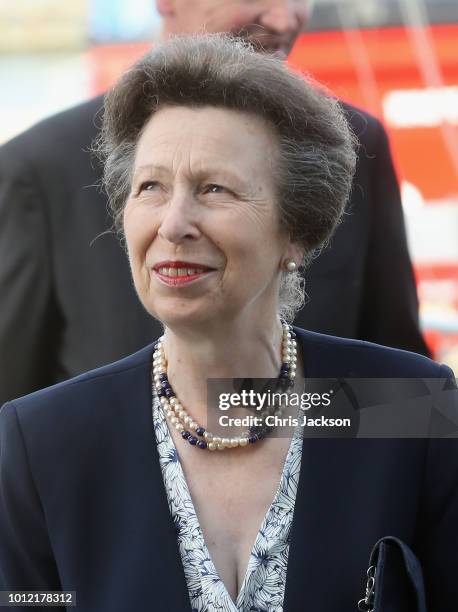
left=0, top=0, right=430, bottom=405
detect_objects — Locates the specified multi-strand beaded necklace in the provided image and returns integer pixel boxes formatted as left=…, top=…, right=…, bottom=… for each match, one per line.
left=152, top=323, right=297, bottom=451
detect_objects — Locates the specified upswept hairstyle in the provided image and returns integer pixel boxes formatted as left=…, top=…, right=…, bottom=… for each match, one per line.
left=94, top=34, right=357, bottom=322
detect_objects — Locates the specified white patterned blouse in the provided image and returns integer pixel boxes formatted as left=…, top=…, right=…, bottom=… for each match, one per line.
left=152, top=385, right=304, bottom=612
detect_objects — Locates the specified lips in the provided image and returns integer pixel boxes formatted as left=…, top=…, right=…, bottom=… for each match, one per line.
left=152, top=260, right=216, bottom=285
left=157, top=266, right=206, bottom=277
left=153, top=260, right=214, bottom=272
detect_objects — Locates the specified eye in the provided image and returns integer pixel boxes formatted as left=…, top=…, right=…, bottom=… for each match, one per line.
left=203, top=184, right=226, bottom=194
left=139, top=180, right=159, bottom=192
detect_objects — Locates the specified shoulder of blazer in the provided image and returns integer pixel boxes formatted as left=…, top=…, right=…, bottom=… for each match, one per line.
left=293, top=326, right=450, bottom=378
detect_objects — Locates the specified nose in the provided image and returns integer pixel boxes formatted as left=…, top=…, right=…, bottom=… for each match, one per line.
left=259, top=0, right=306, bottom=34
left=157, top=191, right=201, bottom=244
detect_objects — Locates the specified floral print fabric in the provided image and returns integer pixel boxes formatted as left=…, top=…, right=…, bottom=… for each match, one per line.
left=152, top=386, right=304, bottom=612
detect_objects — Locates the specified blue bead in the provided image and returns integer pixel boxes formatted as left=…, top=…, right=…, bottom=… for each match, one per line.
left=197, top=441, right=207, bottom=449
left=188, top=437, right=197, bottom=446
left=196, top=427, right=205, bottom=437
left=165, top=389, right=175, bottom=398
left=157, top=388, right=166, bottom=397
left=159, top=373, right=168, bottom=381
left=181, top=431, right=190, bottom=439
left=248, top=435, right=258, bottom=444
left=161, top=381, right=170, bottom=389
left=281, top=363, right=290, bottom=371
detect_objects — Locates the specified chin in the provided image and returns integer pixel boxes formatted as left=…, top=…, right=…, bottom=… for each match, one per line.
left=146, top=299, right=218, bottom=331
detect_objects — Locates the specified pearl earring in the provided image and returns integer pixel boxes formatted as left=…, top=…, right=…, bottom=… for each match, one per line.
left=285, top=260, right=297, bottom=273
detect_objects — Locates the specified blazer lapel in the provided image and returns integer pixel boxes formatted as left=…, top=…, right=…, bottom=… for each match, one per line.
left=126, top=345, right=193, bottom=611
left=283, top=328, right=361, bottom=612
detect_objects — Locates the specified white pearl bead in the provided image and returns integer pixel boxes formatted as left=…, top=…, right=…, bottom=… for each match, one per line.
left=184, top=416, right=192, bottom=426
left=239, top=437, right=248, bottom=447
left=175, top=423, right=184, bottom=432
left=170, top=416, right=178, bottom=425
left=230, top=438, right=239, bottom=447
left=203, top=431, right=213, bottom=441
left=178, top=410, right=187, bottom=420
left=208, top=442, right=217, bottom=451
left=217, top=443, right=225, bottom=451
left=190, top=421, right=198, bottom=431
left=213, top=436, right=222, bottom=445
left=169, top=397, right=178, bottom=405
left=221, top=437, right=231, bottom=447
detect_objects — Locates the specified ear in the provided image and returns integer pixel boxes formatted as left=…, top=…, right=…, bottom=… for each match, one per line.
left=156, top=0, right=175, bottom=17
left=283, top=242, right=305, bottom=269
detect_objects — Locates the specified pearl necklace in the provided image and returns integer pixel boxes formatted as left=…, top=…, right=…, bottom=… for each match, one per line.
left=152, top=322, right=297, bottom=451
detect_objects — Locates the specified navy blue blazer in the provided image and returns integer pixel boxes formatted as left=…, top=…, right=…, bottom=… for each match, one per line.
left=0, top=328, right=456, bottom=612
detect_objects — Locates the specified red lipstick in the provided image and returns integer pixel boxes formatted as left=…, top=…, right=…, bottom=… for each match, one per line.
left=152, top=261, right=216, bottom=286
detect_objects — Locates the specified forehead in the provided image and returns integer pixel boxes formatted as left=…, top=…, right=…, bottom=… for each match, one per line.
left=134, top=105, right=278, bottom=176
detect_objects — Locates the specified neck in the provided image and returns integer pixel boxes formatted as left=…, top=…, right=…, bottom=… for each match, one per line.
left=161, top=316, right=285, bottom=426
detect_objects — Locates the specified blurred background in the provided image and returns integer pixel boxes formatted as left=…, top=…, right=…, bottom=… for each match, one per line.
left=0, top=0, right=457, bottom=367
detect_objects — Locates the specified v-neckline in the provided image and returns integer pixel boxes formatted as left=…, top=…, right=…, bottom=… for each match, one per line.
left=152, top=387, right=304, bottom=610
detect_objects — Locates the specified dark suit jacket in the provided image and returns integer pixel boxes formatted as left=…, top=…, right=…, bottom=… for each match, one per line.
left=0, top=328, right=456, bottom=612
left=0, top=95, right=429, bottom=405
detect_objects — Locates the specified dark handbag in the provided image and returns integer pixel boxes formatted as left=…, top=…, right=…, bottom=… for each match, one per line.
left=358, top=536, right=427, bottom=612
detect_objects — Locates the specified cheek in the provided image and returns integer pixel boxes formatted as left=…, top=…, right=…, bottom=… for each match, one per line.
left=219, top=228, right=273, bottom=282
left=123, top=206, right=158, bottom=268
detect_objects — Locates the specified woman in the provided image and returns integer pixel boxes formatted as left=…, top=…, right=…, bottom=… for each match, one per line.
left=0, top=35, right=456, bottom=612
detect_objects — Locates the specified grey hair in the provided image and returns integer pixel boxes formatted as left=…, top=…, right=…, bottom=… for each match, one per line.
left=93, top=33, right=357, bottom=322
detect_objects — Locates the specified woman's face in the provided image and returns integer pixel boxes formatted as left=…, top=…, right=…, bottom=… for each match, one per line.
left=123, top=105, right=299, bottom=330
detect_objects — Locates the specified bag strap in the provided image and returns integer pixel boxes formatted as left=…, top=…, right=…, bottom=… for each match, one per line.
left=358, top=536, right=427, bottom=612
